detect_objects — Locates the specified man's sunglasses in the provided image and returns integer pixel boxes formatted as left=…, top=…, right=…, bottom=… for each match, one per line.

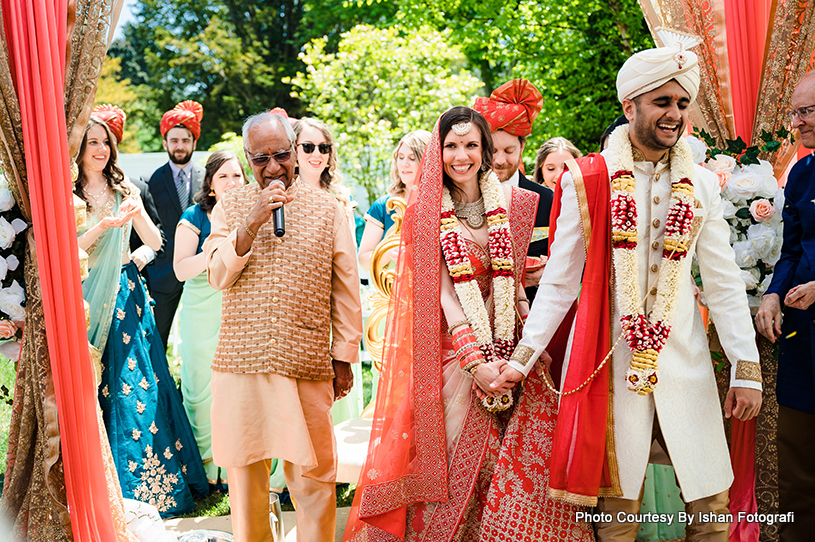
left=246, top=150, right=292, bottom=167
left=298, top=142, right=332, bottom=155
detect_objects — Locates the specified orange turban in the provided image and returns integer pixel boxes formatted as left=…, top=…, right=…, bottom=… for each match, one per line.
left=92, top=104, right=126, bottom=144
left=160, top=100, right=203, bottom=140
left=472, top=79, right=543, bottom=137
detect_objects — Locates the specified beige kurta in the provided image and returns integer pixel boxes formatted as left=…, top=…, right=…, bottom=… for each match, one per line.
left=204, top=178, right=362, bottom=470
left=511, top=150, right=761, bottom=502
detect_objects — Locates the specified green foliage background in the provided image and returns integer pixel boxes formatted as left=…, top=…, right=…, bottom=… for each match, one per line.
left=109, top=0, right=654, bottom=203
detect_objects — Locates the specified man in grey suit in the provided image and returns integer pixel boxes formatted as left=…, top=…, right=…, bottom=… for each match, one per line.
left=140, top=100, right=205, bottom=348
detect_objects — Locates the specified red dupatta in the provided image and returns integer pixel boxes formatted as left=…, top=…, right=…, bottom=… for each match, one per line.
left=547, top=154, right=620, bottom=505
left=343, top=118, right=450, bottom=540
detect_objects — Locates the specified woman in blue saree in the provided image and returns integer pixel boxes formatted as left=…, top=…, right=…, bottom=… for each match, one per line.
left=76, top=116, right=208, bottom=517
left=173, top=150, right=245, bottom=489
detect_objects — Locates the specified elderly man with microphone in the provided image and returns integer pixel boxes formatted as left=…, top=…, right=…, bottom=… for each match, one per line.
left=204, top=110, right=363, bottom=542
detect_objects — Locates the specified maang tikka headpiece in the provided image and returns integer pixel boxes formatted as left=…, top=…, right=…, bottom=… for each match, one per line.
left=452, top=122, right=472, bottom=136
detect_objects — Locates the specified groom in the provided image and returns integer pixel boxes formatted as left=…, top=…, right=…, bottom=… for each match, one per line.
left=495, top=36, right=762, bottom=541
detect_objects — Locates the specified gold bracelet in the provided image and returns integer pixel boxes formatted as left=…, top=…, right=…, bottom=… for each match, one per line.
left=518, top=297, right=530, bottom=306
left=244, top=218, right=257, bottom=240
left=448, top=320, right=470, bottom=335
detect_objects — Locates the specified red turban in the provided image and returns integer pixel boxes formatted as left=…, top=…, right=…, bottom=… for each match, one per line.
left=92, top=104, right=126, bottom=144
left=160, top=100, right=203, bottom=140
left=472, top=79, right=543, bottom=137
left=268, top=107, right=298, bottom=126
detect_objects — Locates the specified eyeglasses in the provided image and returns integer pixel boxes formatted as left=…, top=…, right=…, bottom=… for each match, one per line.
left=298, top=142, right=332, bottom=155
left=789, top=104, right=815, bottom=123
left=246, top=150, right=292, bottom=167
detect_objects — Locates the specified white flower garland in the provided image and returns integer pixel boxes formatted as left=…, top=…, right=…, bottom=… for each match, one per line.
left=607, top=126, right=696, bottom=394
left=440, top=170, right=516, bottom=362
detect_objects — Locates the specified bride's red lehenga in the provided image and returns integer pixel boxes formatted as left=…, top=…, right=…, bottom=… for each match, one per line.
left=343, top=114, right=594, bottom=542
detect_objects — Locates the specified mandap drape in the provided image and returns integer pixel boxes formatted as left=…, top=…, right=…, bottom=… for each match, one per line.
left=0, top=0, right=123, bottom=539
left=638, top=2, right=815, bottom=541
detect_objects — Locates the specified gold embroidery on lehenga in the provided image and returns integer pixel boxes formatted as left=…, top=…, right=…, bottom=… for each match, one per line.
left=122, top=382, right=131, bottom=396
left=116, top=308, right=125, bottom=320
left=149, top=421, right=158, bottom=435
left=139, top=377, right=149, bottom=390
left=128, top=461, right=138, bottom=473
left=133, top=445, right=179, bottom=513
left=128, top=357, right=136, bottom=370
left=102, top=384, right=109, bottom=398
left=122, top=332, right=131, bottom=344
left=163, top=447, right=174, bottom=460
left=175, top=440, right=183, bottom=451
left=136, top=401, right=146, bottom=414
left=132, top=429, right=141, bottom=441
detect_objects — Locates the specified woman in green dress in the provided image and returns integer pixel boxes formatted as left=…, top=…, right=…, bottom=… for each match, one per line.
left=173, top=150, right=246, bottom=488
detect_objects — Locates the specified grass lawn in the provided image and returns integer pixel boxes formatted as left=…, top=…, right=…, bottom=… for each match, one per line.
left=0, top=356, right=16, bottom=494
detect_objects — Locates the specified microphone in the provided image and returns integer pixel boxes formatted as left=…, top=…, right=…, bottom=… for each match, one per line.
left=270, top=179, right=286, bottom=237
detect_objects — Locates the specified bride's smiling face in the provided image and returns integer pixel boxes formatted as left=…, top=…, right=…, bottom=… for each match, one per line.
left=442, top=125, right=483, bottom=188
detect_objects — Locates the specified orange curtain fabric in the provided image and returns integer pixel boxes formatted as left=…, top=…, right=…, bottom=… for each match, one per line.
left=724, top=0, right=771, bottom=142
left=1, top=0, right=116, bottom=539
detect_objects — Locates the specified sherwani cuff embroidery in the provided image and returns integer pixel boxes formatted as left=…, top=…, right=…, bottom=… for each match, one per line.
left=731, top=360, right=763, bottom=391
left=331, top=341, right=360, bottom=364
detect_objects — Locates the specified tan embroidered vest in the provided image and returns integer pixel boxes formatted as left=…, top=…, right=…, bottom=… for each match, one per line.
left=212, top=181, right=337, bottom=380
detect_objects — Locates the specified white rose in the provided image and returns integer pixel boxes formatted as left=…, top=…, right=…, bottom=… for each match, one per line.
left=757, top=274, right=774, bottom=296
left=685, top=136, right=709, bottom=165
left=733, top=240, right=758, bottom=267
left=6, top=254, right=19, bottom=271
left=774, top=187, right=785, bottom=215
left=766, top=235, right=783, bottom=266
left=0, top=186, right=14, bottom=212
left=0, top=280, right=25, bottom=322
left=755, top=159, right=774, bottom=175
left=727, top=171, right=763, bottom=201
left=0, top=339, right=20, bottom=362
left=0, top=217, right=16, bottom=250
left=740, top=269, right=758, bottom=290
left=742, top=164, right=779, bottom=198
left=721, top=198, right=737, bottom=219
left=747, top=223, right=776, bottom=260
left=0, top=256, right=8, bottom=282
left=707, top=154, right=737, bottom=172
left=11, top=219, right=27, bottom=234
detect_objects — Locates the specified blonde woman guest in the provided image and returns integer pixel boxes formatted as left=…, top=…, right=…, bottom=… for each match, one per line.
left=173, top=150, right=246, bottom=489
left=357, top=129, right=431, bottom=269
left=533, top=136, right=581, bottom=190
left=293, top=117, right=358, bottom=227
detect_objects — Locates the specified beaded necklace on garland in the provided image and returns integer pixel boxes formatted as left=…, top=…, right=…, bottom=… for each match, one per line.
left=440, top=169, right=517, bottom=374
left=607, top=125, right=696, bottom=395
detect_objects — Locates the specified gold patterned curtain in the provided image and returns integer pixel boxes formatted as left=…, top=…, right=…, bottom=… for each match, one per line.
left=0, top=0, right=122, bottom=539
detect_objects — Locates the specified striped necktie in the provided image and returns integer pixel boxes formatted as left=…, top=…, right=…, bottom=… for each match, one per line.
left=176, top=169, right=189, bottom=208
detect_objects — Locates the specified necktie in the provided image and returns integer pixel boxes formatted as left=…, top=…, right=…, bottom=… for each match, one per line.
left=176, top=169, right=189, bottom=208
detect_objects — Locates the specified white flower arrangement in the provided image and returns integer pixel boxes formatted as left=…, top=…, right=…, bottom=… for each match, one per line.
left=0, top=172, right=26, bottom=364
left=691, top=128, right=792, bottom=314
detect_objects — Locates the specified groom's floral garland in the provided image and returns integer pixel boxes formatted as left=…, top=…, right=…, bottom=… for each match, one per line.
left=440, top=170, right=516, bottom=363
left=607, top=126, right=696, bottom=395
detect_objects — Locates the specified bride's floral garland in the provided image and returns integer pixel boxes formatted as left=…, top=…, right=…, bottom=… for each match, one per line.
left=440, top=170, right=516, bottom=364
left=607, top=126, right=696, bottom=395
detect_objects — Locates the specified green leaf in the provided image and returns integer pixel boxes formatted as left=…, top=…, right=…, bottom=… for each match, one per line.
left=735, top=207, right=752, bottom=220
left=711, top=351, right=724, bottom=362
left=759, top=129, right=774, bottom=144
left=726, top=137, right=748, bottom=154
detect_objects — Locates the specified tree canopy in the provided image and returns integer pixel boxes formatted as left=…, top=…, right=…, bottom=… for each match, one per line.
left=287, top=25, right=483, bottom=202
left=109, top=0, right=654, bottom=197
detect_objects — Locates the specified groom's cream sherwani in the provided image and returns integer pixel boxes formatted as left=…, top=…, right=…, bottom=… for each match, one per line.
left=510, top=148, right=762, bottom=502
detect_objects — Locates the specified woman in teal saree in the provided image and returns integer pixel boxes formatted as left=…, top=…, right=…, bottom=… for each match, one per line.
left=76, top=116, right=208, bottom=517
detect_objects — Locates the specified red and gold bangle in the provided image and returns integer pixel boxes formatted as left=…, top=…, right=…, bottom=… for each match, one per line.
left=451, top=325, right=484, bottom=371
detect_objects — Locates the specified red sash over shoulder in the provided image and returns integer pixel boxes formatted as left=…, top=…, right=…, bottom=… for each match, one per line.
left=547, top=154, right=620, bottom=506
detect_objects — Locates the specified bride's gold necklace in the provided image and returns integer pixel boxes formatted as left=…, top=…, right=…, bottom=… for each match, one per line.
left=452, top=196, right=486, bottom=229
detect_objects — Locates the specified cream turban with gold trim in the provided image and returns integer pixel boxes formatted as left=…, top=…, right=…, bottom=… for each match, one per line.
left=616, top=29, right=701, bottom=104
